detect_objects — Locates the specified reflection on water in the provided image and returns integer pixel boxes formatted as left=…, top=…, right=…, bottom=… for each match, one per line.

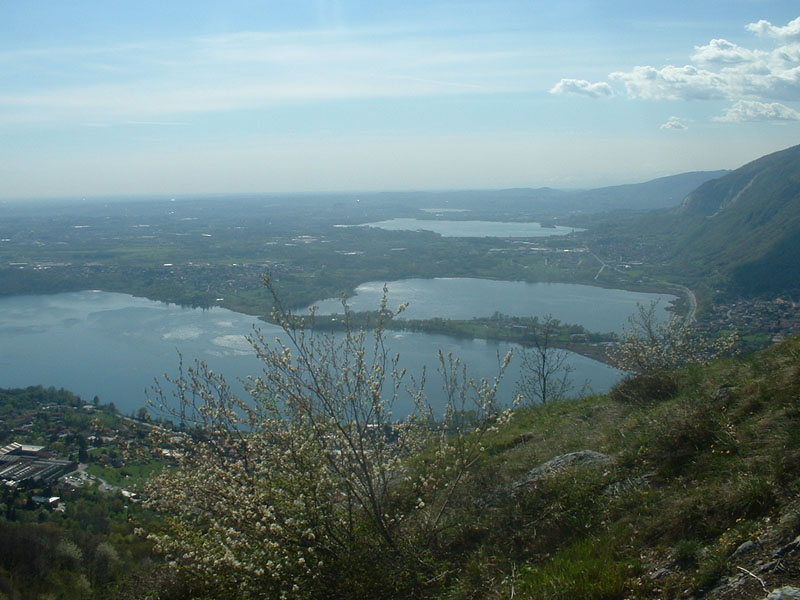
left=0, top=290, right=622, bottom=418
left=359, top=218, right=583, bottom=238
left=313, top=278, right=676, bottom=333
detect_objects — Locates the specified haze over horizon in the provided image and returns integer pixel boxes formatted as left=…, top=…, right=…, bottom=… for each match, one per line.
left=2, top=1, right=800, bottom=200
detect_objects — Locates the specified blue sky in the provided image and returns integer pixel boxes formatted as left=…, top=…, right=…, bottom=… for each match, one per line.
left=2, top=1, right=800, bottom=199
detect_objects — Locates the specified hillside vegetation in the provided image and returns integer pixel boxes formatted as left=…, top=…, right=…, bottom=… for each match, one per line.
left=3, top=339, right=799, bottom=599
left=429, top=337, right=800, bottom=599
left=676, top=145, right=800, bottom=296
left=137, top=327, right=800, bottom=599
left=604, top=144, right=800, bottom=300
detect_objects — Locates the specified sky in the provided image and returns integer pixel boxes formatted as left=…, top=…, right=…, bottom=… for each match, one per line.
left=2, top=0, right=800, bottom=199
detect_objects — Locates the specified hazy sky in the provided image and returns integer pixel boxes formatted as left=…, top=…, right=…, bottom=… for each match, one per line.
left=2, top=1, right=800, bottom=198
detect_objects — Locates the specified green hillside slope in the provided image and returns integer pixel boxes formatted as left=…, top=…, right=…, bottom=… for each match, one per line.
left=434, top=338, right=800, bottom=599
left=673, top=145, right=800, bottom=293
left=4, top=338, right=800, bottom=599
left=608, top=144, right=800, bottom=298
left=130, top=337, right=800, bottom=600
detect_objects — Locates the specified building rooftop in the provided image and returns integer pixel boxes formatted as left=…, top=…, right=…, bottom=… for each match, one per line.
left=0, top=442, right=75, bottom=485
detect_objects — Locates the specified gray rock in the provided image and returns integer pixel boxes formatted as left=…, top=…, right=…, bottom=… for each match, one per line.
left=757, top=560, right=780, bottom=574
left=773, top=534, right=800, bottom=558
left=511, top=450, right=611, bottom=494
left=648, top=566, right=672, bottom=580
left=732, top=539, right=757, bottom=557
left=779, top=510, right=799, bottom=527
left=766, top=586, right=800, bottom=600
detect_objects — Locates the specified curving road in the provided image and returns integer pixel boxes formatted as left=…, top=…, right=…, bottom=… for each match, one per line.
left=672, top=284, right=697, bottom=323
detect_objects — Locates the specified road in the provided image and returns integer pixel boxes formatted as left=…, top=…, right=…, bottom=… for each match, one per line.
left=571, top=247, right=697, bottom=322
left=590, top=251, right=608, bottom=281
left=671, top=284, right=697, bottom=323
left=63, top=462, right=119, bottom=492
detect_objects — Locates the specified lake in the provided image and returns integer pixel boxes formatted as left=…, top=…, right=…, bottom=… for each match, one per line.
left=0, top=291, right=265, bottom=414
left=357, top=218, right=583, bottom=237
left=0, top=290, right=622, bottom=418
left=311, top=278, right=677, bottom=333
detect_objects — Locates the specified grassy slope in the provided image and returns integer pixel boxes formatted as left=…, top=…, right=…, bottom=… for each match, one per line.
left=438, top=337, right=800, bottom=599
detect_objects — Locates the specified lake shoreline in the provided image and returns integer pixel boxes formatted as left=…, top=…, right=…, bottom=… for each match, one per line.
left=0, top=290, right=623, bottom=417
left=0, top=275, right=680, bottom=376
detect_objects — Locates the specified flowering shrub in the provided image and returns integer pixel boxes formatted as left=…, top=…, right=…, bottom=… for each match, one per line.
left=607, top=301, right=738, bottom=375
left=141, top=278, right=514, bottom=598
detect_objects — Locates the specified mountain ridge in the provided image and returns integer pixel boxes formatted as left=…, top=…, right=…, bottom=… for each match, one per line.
left=671, top=144, right=800, bottom=296
left=679, top=144, right=800, bottom=219
left=606, top=144, right=800, bottom=299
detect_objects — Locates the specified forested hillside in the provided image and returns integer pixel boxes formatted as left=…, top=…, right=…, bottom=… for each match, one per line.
left=588, top=144, right=800, bottom=302
left=674, top=144, right=800, bottom=296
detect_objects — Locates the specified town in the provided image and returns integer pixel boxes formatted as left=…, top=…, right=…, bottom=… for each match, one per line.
left=0, top=387, right=153, bottom=518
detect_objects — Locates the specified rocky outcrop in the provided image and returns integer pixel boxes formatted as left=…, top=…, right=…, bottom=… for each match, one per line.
left=481, top=450, right=612, bottom=508
left=766, top=587, right=800, bottom=600
left=661, top=510, right=800, bottom=600
left=510, top=450, right=611, bottom=495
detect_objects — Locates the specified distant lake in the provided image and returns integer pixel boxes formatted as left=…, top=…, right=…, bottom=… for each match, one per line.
left=312, top=278, right=676, bottom=333
left=420, top=208, right=470, bottom=213
left=358, top=218, right=583, bottom=237
left=0, top=291, right=620, bottom=418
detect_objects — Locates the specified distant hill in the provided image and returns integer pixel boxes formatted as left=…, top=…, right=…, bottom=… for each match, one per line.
left=566, top=170, right=729, bottom=212
left=611, top=146, right=800, bottom=296
left=367, top=170, right=728, bottom=219
left=679, top=144, right=800, bottom=220
left=667, top=144, right=800, bottom=296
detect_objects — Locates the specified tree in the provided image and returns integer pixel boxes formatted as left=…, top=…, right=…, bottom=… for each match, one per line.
left=77, top=435, right=88, bottom=464
left=607, top=301, right=738, bottom=374
left=515, top=315, right=574, bottom=404
left=141, top=277, right=514, bottom=599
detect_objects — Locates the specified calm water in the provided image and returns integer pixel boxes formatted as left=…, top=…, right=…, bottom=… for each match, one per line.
left=359, top=218, right=583, bottom=237
left=0, top=291, right=264, bottom=415
left=312, top=278, right=676, bottom=333
left=0, top=290, right=621, bottom=417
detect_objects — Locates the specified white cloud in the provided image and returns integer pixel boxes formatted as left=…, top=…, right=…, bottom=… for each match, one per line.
left=660, top=116, right=687, bottom=130
left=557, top=16, right=800, bottom=119
left=691, top=39, right=766, bottom=65
left=715, top=100, right=800, bottom=122
left=609, top=65, right=728, bottom=100
left=610, top=57, right=800, bottom=103
left=549, top=78, right=613, bottom=98
left=746, top=16, right=800, bottom=41
left=608, top=17, right=800, bottom=104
